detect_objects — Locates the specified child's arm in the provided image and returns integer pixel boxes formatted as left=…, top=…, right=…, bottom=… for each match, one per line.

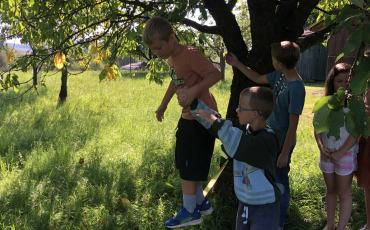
left=189, top=98, right=222, bottom=130
left=155, top=81, right=176, bottom=122
left=330, top=135, right=357, bottom=164
left=191, top=99, right=279, bottom=168
left=176, top=69, right=221, bottom=106
left=277, top=113, right=299, bottom=168
left=314, top=130, right=330, bottom=159
left=225, top=52, right=269, bottom=84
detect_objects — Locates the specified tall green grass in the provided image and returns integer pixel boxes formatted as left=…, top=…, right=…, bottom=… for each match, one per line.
left=0, top=71, right=366, bottom=229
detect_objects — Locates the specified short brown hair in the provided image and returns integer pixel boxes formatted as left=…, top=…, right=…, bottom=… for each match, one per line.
left=240, top=86, right=275, bottom=120
left=325, top=63, right=351, bottom=96
left=271, top=41, right=300, bottom=69
left=142, top=17, right=174, bottom=45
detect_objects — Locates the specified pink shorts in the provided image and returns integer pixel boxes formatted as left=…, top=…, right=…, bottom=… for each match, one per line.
left=319, top=151, right=358, bottom=176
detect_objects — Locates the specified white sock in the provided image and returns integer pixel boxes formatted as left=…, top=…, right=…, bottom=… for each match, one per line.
left=196, top=185, right=205, bottom=206
left=183, top=194, right=196, bottom=213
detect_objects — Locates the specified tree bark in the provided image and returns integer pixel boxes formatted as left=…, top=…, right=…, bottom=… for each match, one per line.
left=219, top=48, right=225, bottom=81
left=32, top=65, right=38, bottom=86
left=32, top=49, right=38, bottom=86
left=59, top=66, right=68, bottom=102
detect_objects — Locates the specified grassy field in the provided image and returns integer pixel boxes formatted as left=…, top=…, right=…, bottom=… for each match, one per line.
left=0, top=70, right=366, bottom=229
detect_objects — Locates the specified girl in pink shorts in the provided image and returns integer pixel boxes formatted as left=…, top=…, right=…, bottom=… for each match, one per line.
left=314, top=63, right=359, bottom=230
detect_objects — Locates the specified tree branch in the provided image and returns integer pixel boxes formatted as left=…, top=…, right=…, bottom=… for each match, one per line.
left=295, top=23, right=334, bottom=52
left=181, top=18, right=219, bottom=34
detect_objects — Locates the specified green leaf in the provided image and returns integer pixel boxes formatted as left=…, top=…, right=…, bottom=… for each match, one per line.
left=172, top=7, right=180, bottom=20
left=154, top=6, right=166, bottom=17
left=346, top=95, right=366, bottom=138
left=363, top=24, right=370, bottom=43
left=335, top=53, right=344, bottom=63
left=339, top=5, right=360, bottom=21
left=324, top=14, right=337, bottom=26
left=111, top=12, right=117, bottom=20
left=334, top=17, right=353, bottom=34
left=165, top=182, right=174, bottom=188
left=354, top=54, right=370, bottom=74
left=350, top=72, right=370, bottom=95
left=189, top=0, right=198, bottom=6
left=345, top=111, right=361, bottom=139
left=363, top=128, right=370, bottom=139
left=342, top=26, right=362, bottom=56
left=328, top=94, right=344, bottom=110
left=349, top=0, right=364, bottom=7
left=327, top=108, right=344, bottom=140
left=199, top=4, right=208, bottom=20
left=313, top=103, right=331, bottom=133
left=127, top=31, right=137, bottom=40
left=313, top=96, right=331, bottom=113
left=11, top=74, right=19, bottom=85
left=336, top=87, right=346, bottom=100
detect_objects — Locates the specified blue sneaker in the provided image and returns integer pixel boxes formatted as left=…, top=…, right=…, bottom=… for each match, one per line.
left=197, top=198, right=213, bottom=215
left=165, top=206, right=203, bottom=228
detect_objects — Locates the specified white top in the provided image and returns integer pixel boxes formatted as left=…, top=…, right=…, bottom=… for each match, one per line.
left=322, top=107, right=359, bottom=153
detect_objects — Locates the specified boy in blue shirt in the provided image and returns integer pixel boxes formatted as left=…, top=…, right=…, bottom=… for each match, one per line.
left=226, top=41, right=305, bottom=230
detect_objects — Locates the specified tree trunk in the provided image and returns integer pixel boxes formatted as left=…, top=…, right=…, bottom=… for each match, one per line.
left=59, top=67, right=68, bottom=102
left=32, top=50, right=38, bottom=86
left=204, top=0, right=322, bottom=204
left=32, top=65, right=38, bottom=86
left=219, top=48, right=225, bottom=81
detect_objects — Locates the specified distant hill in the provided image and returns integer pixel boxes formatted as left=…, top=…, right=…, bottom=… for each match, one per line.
left=6, top=44, right=31, bottom=53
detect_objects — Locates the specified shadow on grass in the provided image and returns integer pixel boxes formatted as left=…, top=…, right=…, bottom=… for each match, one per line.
left=0, top=84, right=49, bottom=106
left=0, top=147, right=137, bottom=229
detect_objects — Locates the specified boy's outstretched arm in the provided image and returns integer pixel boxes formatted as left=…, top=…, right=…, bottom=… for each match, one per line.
left=191, top=99, right=280, bottom=169
left=195, top=109, right=217, bottom=125
left=189, top=98, right=221, bottom=129
left=277, top=113, right=299, bottom=168
left=225, top=52, right=269, bottom=84
left=155, top=81, right=176, bottom=122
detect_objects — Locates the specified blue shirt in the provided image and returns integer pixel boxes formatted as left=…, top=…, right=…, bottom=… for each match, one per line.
left=266, top=71, right=306, bottom=148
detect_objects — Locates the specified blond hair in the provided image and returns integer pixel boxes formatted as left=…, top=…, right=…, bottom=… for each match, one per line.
left=240, top=87, right=275, bottom=120
left=271, top=41, right=300, bottom=69
left=142, top=17, right=174, bottom=45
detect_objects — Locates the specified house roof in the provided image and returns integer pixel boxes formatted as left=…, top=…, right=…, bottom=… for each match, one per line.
left=305, top=19, right=327, bottom=32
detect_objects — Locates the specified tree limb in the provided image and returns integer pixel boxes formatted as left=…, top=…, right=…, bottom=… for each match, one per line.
left=181, top=18, right=219, bottom=34
left=295, top=24, right=334, bottom=52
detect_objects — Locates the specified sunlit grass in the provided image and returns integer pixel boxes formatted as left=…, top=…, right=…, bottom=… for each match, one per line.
left=0, top=70, right=366, bottom=229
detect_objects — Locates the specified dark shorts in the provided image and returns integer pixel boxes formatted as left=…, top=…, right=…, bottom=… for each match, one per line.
left=175, top=117, right=215, bottom=181
left=236, top=201, right=280, bottom=230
